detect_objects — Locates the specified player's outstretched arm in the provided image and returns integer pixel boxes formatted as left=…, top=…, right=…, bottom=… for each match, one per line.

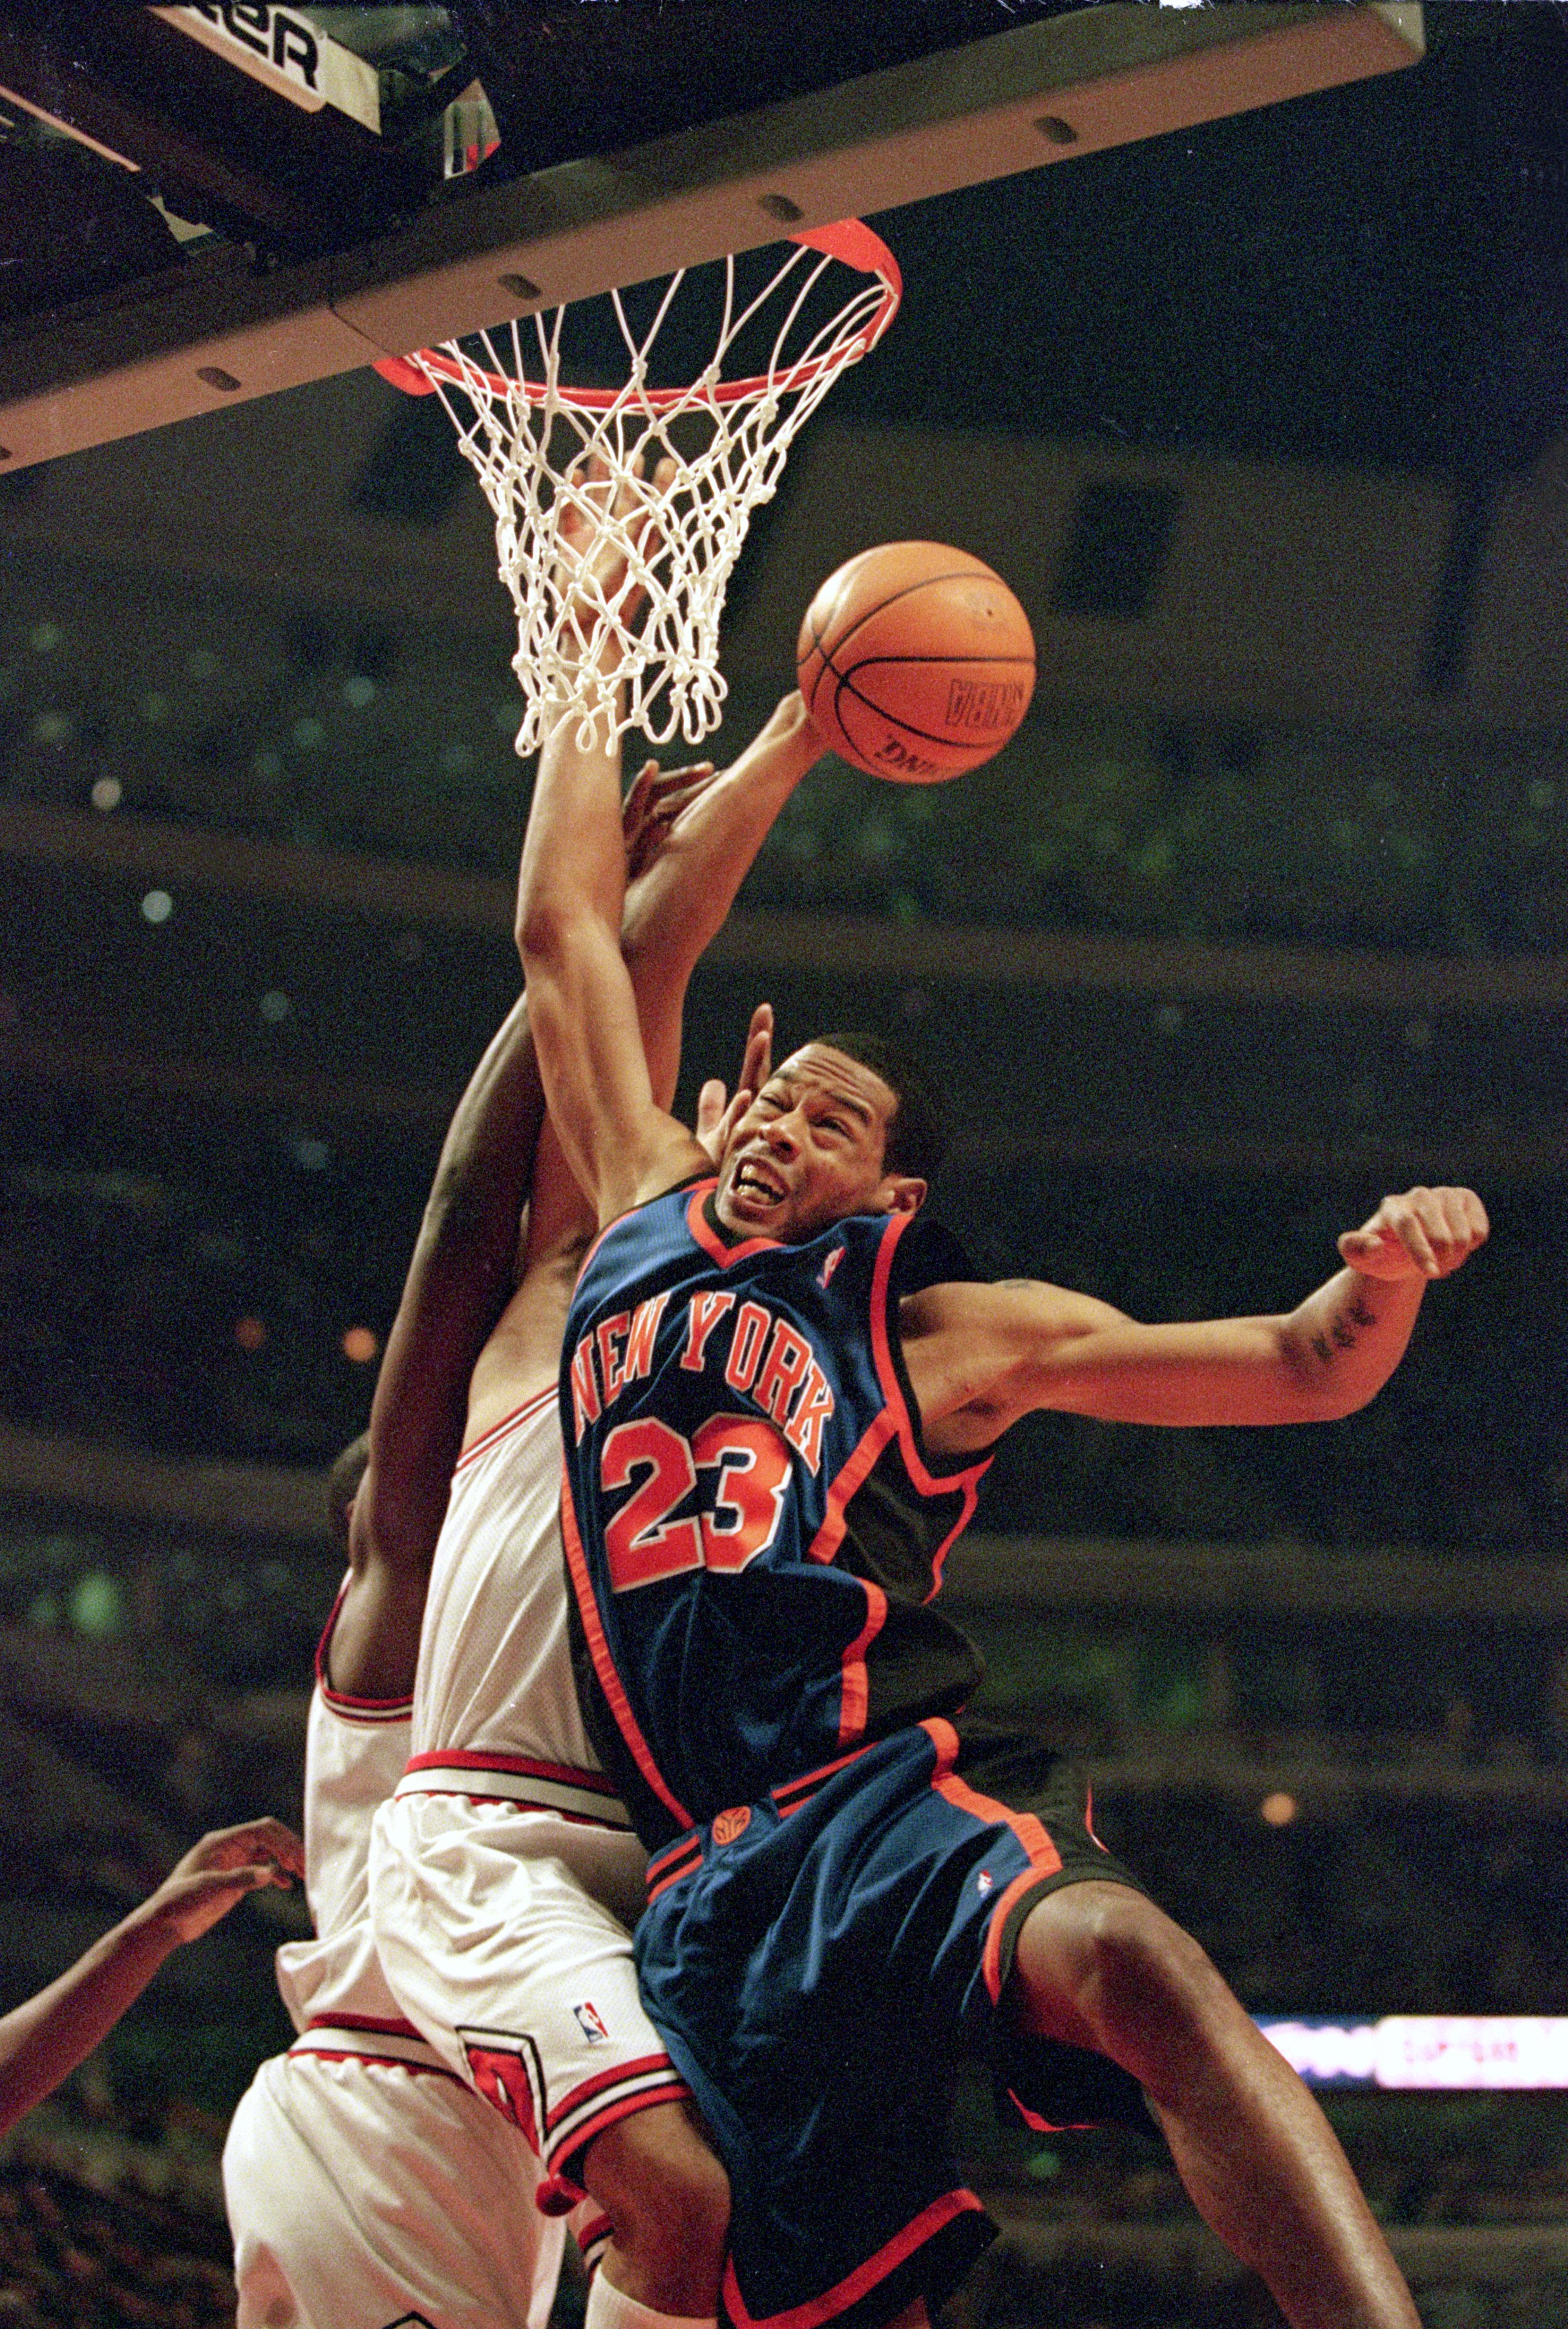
left=906, top=1185, right=1489, bottom=1452
left=0, top=1818, right=301, bottom=2137
left=516, top=688, right=700, bottom=1224
left=519, top=688, right=817, bottom=1243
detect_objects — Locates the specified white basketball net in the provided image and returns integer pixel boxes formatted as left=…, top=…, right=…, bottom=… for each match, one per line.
left=378, top=222, right=900, bottom=754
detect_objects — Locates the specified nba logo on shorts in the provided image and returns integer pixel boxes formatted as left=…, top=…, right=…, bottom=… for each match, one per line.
left=573, top=2000, right=611, bottom=2043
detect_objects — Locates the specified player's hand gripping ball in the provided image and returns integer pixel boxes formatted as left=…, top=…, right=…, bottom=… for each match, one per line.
left=796, top=540, right=1035, bottom=783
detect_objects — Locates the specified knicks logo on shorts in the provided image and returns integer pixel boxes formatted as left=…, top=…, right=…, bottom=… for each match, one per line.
left=712, top=1805, right=752, bottom=1846
left=573, top=2001, right=611, bottom=2044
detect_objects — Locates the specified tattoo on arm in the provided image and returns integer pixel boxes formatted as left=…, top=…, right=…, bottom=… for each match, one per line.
left=1316, top=1292, right=1379, bottom=1368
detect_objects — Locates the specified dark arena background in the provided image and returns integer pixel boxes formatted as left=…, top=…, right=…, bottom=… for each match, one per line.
left=3, top=2, right=1568, bottom=2323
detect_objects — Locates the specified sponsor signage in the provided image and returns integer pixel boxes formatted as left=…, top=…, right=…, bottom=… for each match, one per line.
left=153, top=6, right=381, bottom=131
left=1258, top=2015, right=1568, bottom=2090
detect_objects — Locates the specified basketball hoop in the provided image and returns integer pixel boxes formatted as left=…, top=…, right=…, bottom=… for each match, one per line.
left=372, top=220, right=900, bottom=754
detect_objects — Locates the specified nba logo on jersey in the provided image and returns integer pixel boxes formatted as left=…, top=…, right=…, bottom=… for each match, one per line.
left=976, top=1868, right=995, bottom=1896
left=573, top=2000, right=611, bottom=2043
left=818, top=1245, right=844, bottom=1289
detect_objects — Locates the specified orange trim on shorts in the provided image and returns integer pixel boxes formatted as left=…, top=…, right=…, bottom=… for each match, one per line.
left=915, top=1716, right=1064, bottom=2003
left=770, top=1742, right=874, bottom=1811
left=720, top=2189, right=988, bottom=2329
left=558, top=1459, right=694, bottom=1832
left=646, top=1844, right=703, bottom=1903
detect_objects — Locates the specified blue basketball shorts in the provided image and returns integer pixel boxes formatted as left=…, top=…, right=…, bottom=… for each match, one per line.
left=635, top=1717, right=1153, bottom=2329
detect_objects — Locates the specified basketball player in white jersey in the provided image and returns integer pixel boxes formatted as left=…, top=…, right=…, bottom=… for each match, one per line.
left=222, top=756, right=761, bottom=2329
left=222, top=970, right=597, bottom=2329
left=223, top=1550, right=596, bottom=2329
left=369, top=694, right=824, bottom=2329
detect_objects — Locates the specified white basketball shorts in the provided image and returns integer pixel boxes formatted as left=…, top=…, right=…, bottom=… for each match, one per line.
left=223, top=2047, right=567, bottom=2329
left=370, top=1791, right=690, bottom=2202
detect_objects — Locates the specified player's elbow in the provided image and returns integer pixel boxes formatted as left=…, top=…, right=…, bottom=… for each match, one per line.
left=515, top=886, right=571, bottom=972
left=418, top=1162, right=514, bottom=1278
left=1293, top=1385, right=1369, bottom=1425
left=1276, top=1332, right=1379, bottom=1423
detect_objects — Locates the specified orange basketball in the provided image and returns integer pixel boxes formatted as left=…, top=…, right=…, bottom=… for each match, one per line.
left=796, top=540, right=1035, bottom=783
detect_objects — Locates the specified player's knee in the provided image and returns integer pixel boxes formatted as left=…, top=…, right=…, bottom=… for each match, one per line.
left=648, top=2133, right=730, bottom=2259
left=1020, top=1883, right=1221, bottom=2050
left=1077, top=1889, right=1232, bottom=2055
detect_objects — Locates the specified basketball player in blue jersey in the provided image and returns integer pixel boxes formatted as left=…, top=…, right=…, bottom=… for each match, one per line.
left=514, top=493, right=1487, bottom=2329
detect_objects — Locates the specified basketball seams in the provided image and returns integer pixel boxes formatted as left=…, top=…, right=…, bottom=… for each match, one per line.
left=807, top=597, right=1028, bottom=750
left=813, top=567, right=1004, bottom=669
left=829, top=667, right=1028, bottom=756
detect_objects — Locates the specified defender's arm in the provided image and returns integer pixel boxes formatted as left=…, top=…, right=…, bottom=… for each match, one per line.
left=516, top=685, right=820, bottom=1227
left=515, top=691, right=705, bottom=1225
left=334, top=990, right=550, bottom=1695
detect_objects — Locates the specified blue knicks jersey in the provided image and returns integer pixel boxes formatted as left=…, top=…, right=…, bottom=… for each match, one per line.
left=559, top=1178, right=992, bottom=1848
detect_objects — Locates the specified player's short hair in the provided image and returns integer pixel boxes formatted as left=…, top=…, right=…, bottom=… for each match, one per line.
left=815, top=1030, right=948, bottom=1185
left=326, top=1432, right=370, bottom=1546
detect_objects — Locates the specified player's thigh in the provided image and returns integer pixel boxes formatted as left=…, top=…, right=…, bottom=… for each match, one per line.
left=582, top=2092, right=730, bottom=2232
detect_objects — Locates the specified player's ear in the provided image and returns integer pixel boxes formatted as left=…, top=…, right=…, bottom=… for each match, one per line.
left=878, top=1175, right=926, bottom=1217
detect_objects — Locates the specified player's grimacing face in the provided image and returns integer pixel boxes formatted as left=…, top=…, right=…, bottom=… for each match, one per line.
left=714, top=1045, right=907, bottom=1243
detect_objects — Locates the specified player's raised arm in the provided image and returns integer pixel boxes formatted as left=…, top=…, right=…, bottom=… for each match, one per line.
left=508, top=708, right=818, bottom=1308
left=516, top=703, right=695, bottom=1226
left=516, top=468, right=821, bottom=1224
left=618, top=693, right=819, bottom=1107
left=906, top=1185, right=1489, bottom=1452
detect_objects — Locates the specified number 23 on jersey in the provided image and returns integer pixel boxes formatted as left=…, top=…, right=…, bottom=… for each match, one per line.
left=600, top=1412, right=792, bottom=1592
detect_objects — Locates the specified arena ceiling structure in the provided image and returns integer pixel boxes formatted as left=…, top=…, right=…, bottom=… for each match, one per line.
left=0, top=2, right=1426, bottom=467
